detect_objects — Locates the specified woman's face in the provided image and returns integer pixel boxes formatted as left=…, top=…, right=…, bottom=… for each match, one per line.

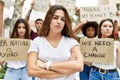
left=50, top=10, right=65, bottom=34
left=101, top=21, right=113, bottom=38
left=86, top=27, right=95, bottom=38
left=17, top=23, right=26, bottom=38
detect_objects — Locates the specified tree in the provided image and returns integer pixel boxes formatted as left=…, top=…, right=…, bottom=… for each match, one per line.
left=10, top=0, right=25, bottom=34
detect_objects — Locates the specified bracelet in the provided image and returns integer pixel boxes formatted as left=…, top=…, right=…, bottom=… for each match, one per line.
left=45, top=61, right=52, bottom=70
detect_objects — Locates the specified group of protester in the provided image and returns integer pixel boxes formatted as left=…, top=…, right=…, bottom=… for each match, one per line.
left=0, top=1, right=120, bottom=80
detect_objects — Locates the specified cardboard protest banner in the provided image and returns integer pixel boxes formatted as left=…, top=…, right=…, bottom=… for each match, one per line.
left=80, top=5, right=117, bottom=23
left=0, top=38, right=31, bottom=61
left=34, top=0, right=50, bottom=12
left=80, top=38, right=114, bottom=64
left=55, top=0, right=75, bottom=15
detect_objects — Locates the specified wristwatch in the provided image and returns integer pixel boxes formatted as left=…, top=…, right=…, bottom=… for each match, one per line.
left=45, top=61, right=52, bottom=70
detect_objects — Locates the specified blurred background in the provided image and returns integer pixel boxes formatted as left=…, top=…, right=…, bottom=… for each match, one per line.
left=0, top=0, right=120, bottom=79
left=1, top=0, right=120, bottom=38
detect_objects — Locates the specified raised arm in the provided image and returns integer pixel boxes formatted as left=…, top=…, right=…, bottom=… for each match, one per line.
left=25, top=1, right=34, bottom=21
left=75, top=7, right=80, bottom=20
left=114, top=20, right=118, bottom=38
left=73, top=21, right=87, bottom=35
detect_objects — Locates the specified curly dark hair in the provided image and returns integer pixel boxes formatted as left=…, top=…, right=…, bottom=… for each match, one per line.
left=82, top=21, right=98, bottom=37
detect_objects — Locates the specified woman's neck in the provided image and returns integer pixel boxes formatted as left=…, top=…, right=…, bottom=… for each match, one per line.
left=46, top=33, right=62, bottom=48
left=18, top=36, right=25, bottom=39
left=101, top=36, right=108, bottom=38
left=47, top=31, right=62, bottom=39
left=47, top=34, right=62, bottom=40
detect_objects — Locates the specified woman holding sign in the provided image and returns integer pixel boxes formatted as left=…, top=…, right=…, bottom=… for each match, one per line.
left=4, top=18, right=30, bottom=80
left=27, top=5, right=84, bottom=80
left=89, top=18, right=120, bottom=80
left=79, top=21, right=98, bottom=80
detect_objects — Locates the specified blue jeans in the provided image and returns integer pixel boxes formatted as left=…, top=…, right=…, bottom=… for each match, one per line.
left=32, top=77, right=35, bottom=80
left=4, top=67, right=29, bottom=80
left=89, top=67, right=120, bottom=80
left=79, top=64, right=90, bottom=80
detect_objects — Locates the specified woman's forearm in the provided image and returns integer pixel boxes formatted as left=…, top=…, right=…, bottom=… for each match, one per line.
left=49, top=60, right=83, bottom=74
left=28, top=61, right=65, bottom=78
left=49, top=46, right=84, bottom=74
left=27, top=52, right=65, bottom=78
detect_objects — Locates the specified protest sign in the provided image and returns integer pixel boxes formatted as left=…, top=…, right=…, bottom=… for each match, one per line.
left=80, top=38, right=114, bottom=64
left=55, top=0, right=75, bottom=15
left=0, top=38, right=30, bottom=61
left=80, top=5, right=117, bottom=23
left=34, top=0, right=50, bottom=12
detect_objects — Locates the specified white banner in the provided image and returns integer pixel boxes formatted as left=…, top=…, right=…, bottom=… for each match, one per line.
left=80, top=5, right=117, bottom=23
left=34, top=0, right=50, bottom=12
left=55, top=0, right=76, bottom=15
